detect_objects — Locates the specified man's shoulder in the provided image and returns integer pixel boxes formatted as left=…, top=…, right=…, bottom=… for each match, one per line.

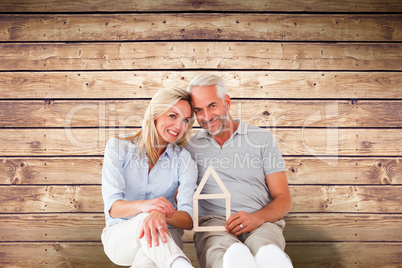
left=242, top=123, right=273, bottom=137
left=189, top=130, right=207, bottom=143
left=185, top=131, right=208, bottom=153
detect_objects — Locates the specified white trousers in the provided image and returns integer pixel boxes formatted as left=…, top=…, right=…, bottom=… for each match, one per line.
left=101, top=213, right=191, bottom=268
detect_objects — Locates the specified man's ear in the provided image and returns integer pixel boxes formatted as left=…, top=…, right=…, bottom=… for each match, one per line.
left=224, top=94, right=231, bottom=110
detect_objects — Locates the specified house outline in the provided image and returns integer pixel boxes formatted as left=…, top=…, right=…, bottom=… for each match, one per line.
left=193, top=166, right=231, bottom=232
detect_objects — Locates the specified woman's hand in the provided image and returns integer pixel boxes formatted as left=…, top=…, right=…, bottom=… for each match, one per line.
left=141, top=197, right=175, bottom=218
left=139, top=210, right=171, bottom=247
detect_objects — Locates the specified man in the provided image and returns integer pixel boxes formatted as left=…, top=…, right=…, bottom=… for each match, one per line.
left=186, top=74, right=293, bottom=268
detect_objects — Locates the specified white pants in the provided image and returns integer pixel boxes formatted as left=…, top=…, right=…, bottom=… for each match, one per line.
left=101, top=213, right=191, bottom=268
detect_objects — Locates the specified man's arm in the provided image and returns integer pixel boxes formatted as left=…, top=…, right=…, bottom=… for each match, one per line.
left=225, top=171, right=292, bottom=235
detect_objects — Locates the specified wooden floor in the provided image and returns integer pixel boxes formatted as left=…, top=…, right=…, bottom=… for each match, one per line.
left=0, top=0, right=401, bottom=267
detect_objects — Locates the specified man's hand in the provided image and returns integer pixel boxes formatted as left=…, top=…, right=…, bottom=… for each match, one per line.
left=139, top=210, right=171, bottom=247
left=142, top=197, right=175, bottom=218
left=225, top=211, right=264, bottom=236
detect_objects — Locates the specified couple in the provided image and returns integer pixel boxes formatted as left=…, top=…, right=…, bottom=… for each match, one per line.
left=101, top=74, right=293, bottom=268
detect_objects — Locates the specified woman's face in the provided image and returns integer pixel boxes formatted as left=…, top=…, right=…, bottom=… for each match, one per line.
left=155, top=100, right=192, bottom=146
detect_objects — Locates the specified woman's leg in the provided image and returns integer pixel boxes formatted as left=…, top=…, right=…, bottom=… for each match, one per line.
left=102, top=213, right=191, bottom=268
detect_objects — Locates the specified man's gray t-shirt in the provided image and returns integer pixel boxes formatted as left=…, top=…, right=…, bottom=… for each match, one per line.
left=186, top=120, right=286, bottom=217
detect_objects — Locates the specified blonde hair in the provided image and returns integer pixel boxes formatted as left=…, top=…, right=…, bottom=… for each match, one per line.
left=121, top=88, right=194, bottom=165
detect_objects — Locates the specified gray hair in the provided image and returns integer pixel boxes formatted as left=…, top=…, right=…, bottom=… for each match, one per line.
left=187, top=74, right=227, bottom=100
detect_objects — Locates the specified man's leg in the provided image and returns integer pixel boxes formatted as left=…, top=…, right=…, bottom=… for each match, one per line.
left=169, top=228, right=185, bottom=250
left=242, top=219, right=292, bottom=267
left=194, top=215, right=239, bottom=268
left=222, top=243, right=257, bottom=268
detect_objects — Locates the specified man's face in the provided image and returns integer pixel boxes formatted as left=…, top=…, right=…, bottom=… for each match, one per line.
left=190, top=85, right=231, bottom=136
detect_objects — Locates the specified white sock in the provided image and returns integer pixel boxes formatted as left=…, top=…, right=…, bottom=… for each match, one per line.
left=255, top=244, right=293, bottom=268
left=223, top=243, right=258, bottom=268
left=170, top=257, right=193, bottom=268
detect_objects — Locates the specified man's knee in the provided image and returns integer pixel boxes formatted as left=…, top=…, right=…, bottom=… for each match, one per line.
left=243, top=222, right=286, bottom=255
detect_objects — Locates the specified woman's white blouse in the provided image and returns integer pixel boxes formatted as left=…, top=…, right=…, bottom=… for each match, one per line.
left=102, top=137, right=198, bottom=226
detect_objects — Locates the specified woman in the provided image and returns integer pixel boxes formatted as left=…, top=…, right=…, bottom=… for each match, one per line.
left=101, top=88, right=197, bottom=268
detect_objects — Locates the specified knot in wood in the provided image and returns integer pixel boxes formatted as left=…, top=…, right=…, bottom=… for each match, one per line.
left=53, top=243, right=62, bottom=251
left=191, top=1, right=202, bottom=9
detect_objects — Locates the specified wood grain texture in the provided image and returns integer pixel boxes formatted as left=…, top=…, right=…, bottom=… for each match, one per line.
left=0, top=242, right=400, bottom=268
left=2, top=14, right=401, bottom=42
left=0, top=186, right=102, bottom=213
left=283, top=213, right=402, bottom=242
left=1, top=100, right=400, bottom=128
left=0, top=0, right=401, bottom=12
left=1, top=157, right=399, bottom=185
left=0, top=242, right=121, bottom=268
left=0, top=185, right=400, bottom=213
left=0, top=157, right=103, bottom=185
left=290, top=185, right=401, bottom=213
left=0, top=128, right=400, bottom=156
left=1, top=42, right=401, bottom=71
left=0, top=1, right=400, bottom=267
left=286, top=242, right=402, bottom=267
left=1, top=71, right=400, bottom=99
left=1, top=213, right=400, bottom=242
left=0, top=214, right=105, bottom=242
left=285, top=157, right=401, bottom=185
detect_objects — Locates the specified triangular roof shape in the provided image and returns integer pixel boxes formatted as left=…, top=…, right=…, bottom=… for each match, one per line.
left=193, top=166, right=230, bottom=198
left=193, top=166, right=231, bottom=232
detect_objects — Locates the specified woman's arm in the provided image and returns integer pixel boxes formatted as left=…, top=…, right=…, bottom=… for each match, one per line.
left=172, top=149, right=198, bottom=230
left=109, top=197, right=176, bottom=219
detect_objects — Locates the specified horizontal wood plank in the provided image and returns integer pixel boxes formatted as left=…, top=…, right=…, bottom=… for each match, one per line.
left=2, top=14, right=401, bottom=42
left=291, top=185, right=401, bottom=213
left=286, top=157, right=401, bottom=185
left=0, top=128, right=400, bottom=156
left=1, top=213, right=401, bottom=242
left=0, top=242, right=400, bottom=267
left=0, top=0, right=401, bottom=12
left=0, top=213, right=105, bottom=242
left=283, top=213, right=402, bottom=242
left=1, top=71, right=401, bottom=99
left=1, top=100, right=400, bottom=128
left=1, top=42, right=401, bottom=71
left=0, top=186, right=102, bottom=213
left=1, top=157, right=400, bottom=185
left=285, top=242, right=402, bottom=267
left=0, top=157, right=103, bottom=185
left=0, top=242, right=122, bottom=268
left=0, top=185, right=400, bottom=213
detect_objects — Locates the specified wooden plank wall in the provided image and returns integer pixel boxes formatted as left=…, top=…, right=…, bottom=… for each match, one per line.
left=0, top=0, right=401, bottom=267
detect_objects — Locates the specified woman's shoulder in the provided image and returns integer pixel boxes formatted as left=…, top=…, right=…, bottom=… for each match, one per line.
left=106, top=136, right=139, bottom=152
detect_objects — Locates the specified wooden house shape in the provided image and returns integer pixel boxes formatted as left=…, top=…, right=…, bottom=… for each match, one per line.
left=193, top=166, right=231, bottom=232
